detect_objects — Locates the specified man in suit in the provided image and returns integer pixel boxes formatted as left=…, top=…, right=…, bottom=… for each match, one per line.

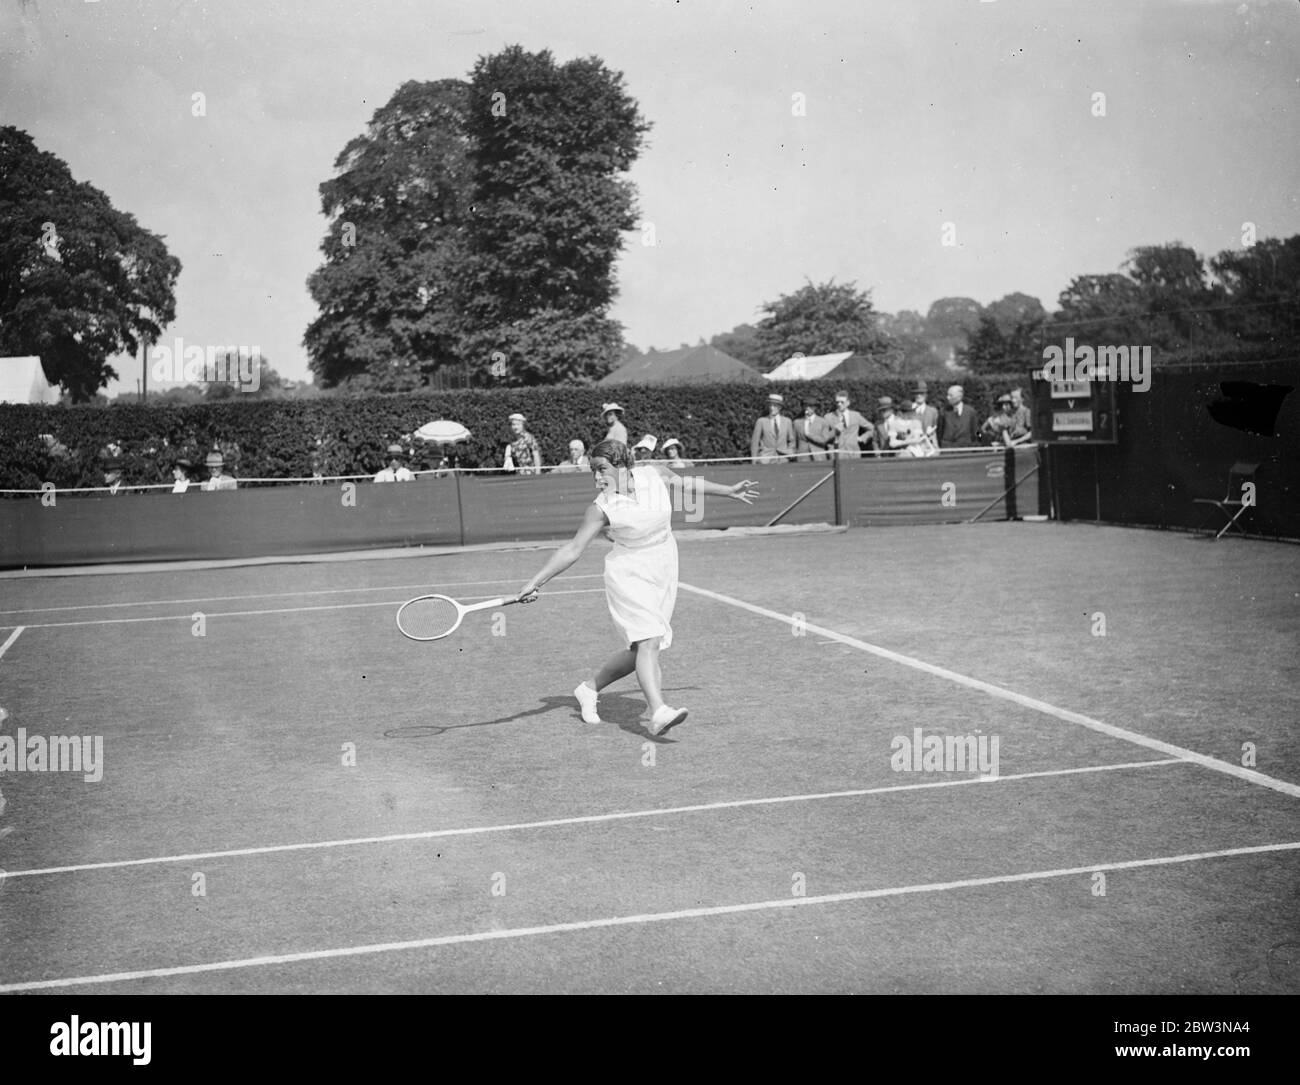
left=937, top=384, right=981, bottom=449
left=751, top=392, right=794, bottom=463
left=793, top=396, right=832, bottom=461
left=910, top=381, right=940, bottom=445
left=823, top=389, right=873, bottom=458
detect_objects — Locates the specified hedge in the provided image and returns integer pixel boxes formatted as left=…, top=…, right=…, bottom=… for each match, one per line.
left=0, top=374, right=1030, bottom=491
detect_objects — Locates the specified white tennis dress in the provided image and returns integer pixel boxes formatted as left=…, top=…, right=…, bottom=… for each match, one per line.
left=595, top=465, right=679, bottom=650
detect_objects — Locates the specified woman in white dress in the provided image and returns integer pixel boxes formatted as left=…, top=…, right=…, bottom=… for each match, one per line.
left=517, top=439, right=757, bottom=736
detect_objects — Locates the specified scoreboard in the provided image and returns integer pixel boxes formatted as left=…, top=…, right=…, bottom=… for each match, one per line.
left=1029, top=368, right=1118, bottom=444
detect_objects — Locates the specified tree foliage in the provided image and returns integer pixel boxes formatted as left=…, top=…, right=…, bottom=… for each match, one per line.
left=0, top=126, right=181, bottom=402
left=304, top=80, right=472, bottom=389
left=752, top=279, right=888, bottom=371
left=305, top=48, right=649, bottom=389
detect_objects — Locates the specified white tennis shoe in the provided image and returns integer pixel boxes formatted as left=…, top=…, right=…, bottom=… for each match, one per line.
left=574, top=682, right=602, bottom=724
left=648, top=705, right=688, bottom=736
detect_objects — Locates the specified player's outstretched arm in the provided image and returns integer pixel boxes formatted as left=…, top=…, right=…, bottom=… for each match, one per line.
left=689, top=477, right=760, bottom=503
left=517, top=503, right=608, bottom=601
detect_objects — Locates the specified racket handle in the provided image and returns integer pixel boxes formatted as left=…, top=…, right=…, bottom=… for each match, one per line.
left=462, top=596, right=513, bottom=614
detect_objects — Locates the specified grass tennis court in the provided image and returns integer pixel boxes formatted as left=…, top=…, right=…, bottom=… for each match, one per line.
left=0, top=521, right=1297, bottom=994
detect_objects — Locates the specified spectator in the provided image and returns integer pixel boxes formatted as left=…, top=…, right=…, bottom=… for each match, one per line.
left=553, top=439, right=591, bottom=473
left=201, top=450, right=237, bottom=491
left=632, top=434, right=658, bottom=462
left=101, top=455, right=125, bottom=495
left=505, top=413, right=542, bottom=475
left=890, top=399, right=928, bottom=457
left=751, top=392, right=794, bottom=464
left=823, top=390, right=873, bottom=458
left=433, top=449, right=460, bottom=478
left=171, top=457, right=194, bottom=493
left=660, top=438, right=694, bottom=468
left=374, top=443, right=415, bottom=483
left=889, top=397, right=930, bottom=457
left=602, top=403, right=628, bottom=446
left=793, top=397, right=832, bottom=461
left=981, top=395, right=1011, bottom=445
left=1008, top=386, right=1033, bottom=440
left=910, top=382, right=940, bottom=449
left=983, top=394, right=1034, bottom=447
left=874, top=396, right=899, bottom=457
left=937, top=385, right=980, bottom=449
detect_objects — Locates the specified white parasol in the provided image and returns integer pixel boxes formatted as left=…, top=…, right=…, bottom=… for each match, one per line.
left=414, top=419, right=472, bottom=444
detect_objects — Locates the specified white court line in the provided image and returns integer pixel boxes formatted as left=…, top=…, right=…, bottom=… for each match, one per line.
left=3, top=837, right=1296, bottom=993
left=680, top=582, right=1300, bottom=800
left=0, top=589, right=606, bottom=631
left=0, top=626, right=23, bottom=659
left=0, top=758, right=1183, bottom=880
left=0, top=574, right=603, bottom=617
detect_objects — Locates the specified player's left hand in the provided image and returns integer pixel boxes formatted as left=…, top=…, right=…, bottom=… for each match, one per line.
left=729, top=480, right=759, bottom=504
left=516, top=587, right=540, bottom=604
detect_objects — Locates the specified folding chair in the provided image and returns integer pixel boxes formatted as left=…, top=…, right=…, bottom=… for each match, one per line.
left=1193, top=461, right=1259, bottom=539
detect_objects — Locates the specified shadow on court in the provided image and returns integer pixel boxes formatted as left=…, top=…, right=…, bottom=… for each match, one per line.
left=383, top=687, right=703, bottom=741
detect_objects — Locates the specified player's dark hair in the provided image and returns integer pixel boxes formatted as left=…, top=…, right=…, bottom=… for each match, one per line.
left=589, top=439, right=634, bottom=470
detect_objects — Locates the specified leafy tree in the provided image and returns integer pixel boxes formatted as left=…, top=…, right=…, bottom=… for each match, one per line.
left=876, top=310, right=938, bottom=373
left=1047, top=273, right=1144, bottom=345
left=958, top=313, right=1009, bottom=373
left=925, top=297, right=984, bottom=340
left=1209, top=235, right=1300, bottom=351
left=984, top=292, right=1046, bottom=337
left=710, top=322, right=763, bottom=367
left=752, top=279, right=888, bottom=371
left=456, top=46, right=650, bottom=384
left=304, top=80, right=472, bottom=389
left=0, top=126, right=181, bottom=401
left=202, top=353, right=283, bottom=400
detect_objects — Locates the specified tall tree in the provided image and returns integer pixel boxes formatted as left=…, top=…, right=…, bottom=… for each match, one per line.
left=0, top=127, right=181, bottom=401
left=304, top=80, right=472, bottom=389
left=958, top=313, right=1009, bottom=373
left=455, top=47, right=650, bottom=384
left=752, top=279, right=888, bottom=371
left=709, top=322, right=763, bottom=367
left=1047, top=273, right=1144, bottom=346
left=1209, top=235, right=1300, bottom=352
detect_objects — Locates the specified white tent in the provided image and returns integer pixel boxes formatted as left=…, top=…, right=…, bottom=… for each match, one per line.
left=0, top=356, right=59, bottom=404
left=764, top=352, right=853, bottom=381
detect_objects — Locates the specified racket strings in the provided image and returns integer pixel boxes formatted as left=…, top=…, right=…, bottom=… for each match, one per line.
left=397, top=596, right=462, bottom=640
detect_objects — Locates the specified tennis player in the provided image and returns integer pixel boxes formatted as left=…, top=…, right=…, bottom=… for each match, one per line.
left=516, top=439, right=757, bottom=736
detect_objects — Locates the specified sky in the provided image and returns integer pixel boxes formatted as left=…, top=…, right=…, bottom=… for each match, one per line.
left=1, top=0, right=1298, bottom=395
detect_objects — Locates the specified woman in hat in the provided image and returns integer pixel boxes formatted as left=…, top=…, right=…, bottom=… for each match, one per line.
left=506, top=413, right=542, bottom=475
left=201, top=450, right=238, bottom=491
left=516, top=440, right=758, bottom=737
left=601, top=403, right=628, bottom=446
left=171, top=457, right=194, bottom=493
left=660, top=438, right=693, bottom=469
left=631, top=434, right=658, bottom=462
left=981, top=395, right=1018, bottom=447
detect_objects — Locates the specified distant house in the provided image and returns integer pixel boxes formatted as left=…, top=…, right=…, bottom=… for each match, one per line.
left=600, top=345, right=765, bottom=385
left=0, top=357, right=59, bottom=404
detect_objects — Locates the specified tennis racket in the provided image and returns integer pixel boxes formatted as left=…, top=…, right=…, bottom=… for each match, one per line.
left=395, top=593, right=524, bottom=642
